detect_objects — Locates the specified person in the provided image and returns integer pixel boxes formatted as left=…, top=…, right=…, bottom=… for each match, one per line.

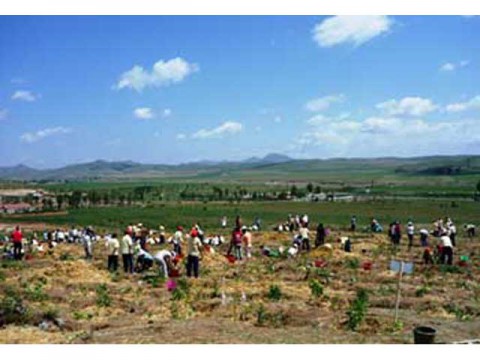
left=221, top=216, right=227, bottom=229
left=186, top=228, right=203, bottom=278
left=299, top=224, right=310, bottom=251
left=393, top=221, right=401, bottom=246
left=242, top=226, right=252, bottom=259
left=106, top=233, right=120, bottom=272
left=448, top=222, right=457, bottom=247
left=341, top=236, right=352, bottom=253
left=11, top=226, right=23, bottom=261
left=121, top=231, right=134, bottom=274
left=423, top=247, right=434, bottom=265
left=407, top=221, right=415, bottom=251
left=419, top=228, right=429, bottom=247
left=315, top=223, right=326, bottom=247
left=235, top=215, right=242, bottom=229
left=82, top=231, right=93, bottom=260
left=287, top=243, right=299, bottom=258
left=439, top=233, right=454, bottom=265
left=154, top=249, right=176, bottom=278
left=254, top=216, right=261, bottom=231
left=135, top=244, right=154, bottom=272
left=301, top=214, right=309, bottom=228
left=465, top=224, right=475, bottom=239
left=158, top=225, right=166, bottom=244
left=350, top=216, right=357, bottom=232
left=172, top=226, right=184, bottom=255
left=230, top=227, right=243, bottom=260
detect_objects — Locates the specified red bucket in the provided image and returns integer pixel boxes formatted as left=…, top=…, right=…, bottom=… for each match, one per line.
left=169, top=269, right=180, bottom=278
left=362, top=261, right=373, bottom=271
left=225, top=254, right=236, bottom=264
left=314, top=260, right=327, bottom=268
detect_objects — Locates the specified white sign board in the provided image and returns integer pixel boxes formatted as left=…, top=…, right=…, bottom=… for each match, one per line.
left=390, top=260, right=414, bottom=274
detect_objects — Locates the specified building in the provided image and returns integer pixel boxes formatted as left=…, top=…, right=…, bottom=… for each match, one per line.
left=0, top=202, right=35, bottom=214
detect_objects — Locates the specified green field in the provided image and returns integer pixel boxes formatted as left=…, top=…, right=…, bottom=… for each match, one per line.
left=2, top=199, right=479, bottom=234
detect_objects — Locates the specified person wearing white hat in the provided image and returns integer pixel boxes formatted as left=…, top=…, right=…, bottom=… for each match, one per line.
left=407, top=221, right=415, bottom=251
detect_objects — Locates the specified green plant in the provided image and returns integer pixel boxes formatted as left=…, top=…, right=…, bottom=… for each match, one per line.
left=0, top=287, right=31, bottom=325
left=210, top=280, right=221, bottom=298
left=440, top=265, right=463, bottom=274
left=415, top=284, right=431, bottom=297
left=43, top=306, right=60, bottom=321
left=59, top=252, right=74, bottom=261
left=255, top=303, right=267, bottom=326
left=309, top=279, right=324, bottom=298
left=346, top=257, right=360, bottom=270
left=346, top=289, right=369, bottom=331
left=95, top=284, right=111, bottom=307
left=25, top=282, right=49, bottom=302
left=315, top=268, right=332, bottom=284
left=267, top=284, right=282, bottom=302
left=444, top=304, right=472, bottom=321
left=377, top=284, right=395, bottom=296
left=392, top=320, right=404, bottom=332
left=73, top=310, right=94, bottom=320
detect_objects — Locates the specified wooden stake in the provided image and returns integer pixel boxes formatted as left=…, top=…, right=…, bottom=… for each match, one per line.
left=394, top=261, right=404, bottom=323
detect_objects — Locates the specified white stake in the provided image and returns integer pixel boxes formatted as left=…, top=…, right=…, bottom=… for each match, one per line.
left=394, top=261, right=404, bottom=323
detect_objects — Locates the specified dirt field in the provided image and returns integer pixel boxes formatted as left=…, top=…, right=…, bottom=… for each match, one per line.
left=1, top=230, right=479, bottom=344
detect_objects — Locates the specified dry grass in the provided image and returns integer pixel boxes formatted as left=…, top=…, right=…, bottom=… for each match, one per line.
left=1, top=230, right=479, bottom=344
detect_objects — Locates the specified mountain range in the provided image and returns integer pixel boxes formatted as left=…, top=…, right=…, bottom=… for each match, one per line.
left=0, top=154, right=479, bottom=182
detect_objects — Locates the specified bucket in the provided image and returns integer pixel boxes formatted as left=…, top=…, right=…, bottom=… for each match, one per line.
left=169, top=269, right=180, bottom=278
left=362, top=261, right=372, bottom=271
left=413, top=326, right=436, bottom=344
left=225, top=254, right=236, bottom=264
left=314, top=260, right=327, bottom=268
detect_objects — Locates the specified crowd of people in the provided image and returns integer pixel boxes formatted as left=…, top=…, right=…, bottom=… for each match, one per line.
left=1, top=214, right=477, bottom=279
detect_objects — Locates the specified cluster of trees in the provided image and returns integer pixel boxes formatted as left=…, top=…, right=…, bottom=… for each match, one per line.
left=38, top=182, right=328, bottom=210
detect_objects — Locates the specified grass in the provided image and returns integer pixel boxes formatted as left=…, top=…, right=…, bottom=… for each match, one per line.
left=2, top=198, right=479, bottom=234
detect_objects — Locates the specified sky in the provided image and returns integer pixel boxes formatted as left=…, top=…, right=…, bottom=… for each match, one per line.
left=0, top=15, right=479, bottom=168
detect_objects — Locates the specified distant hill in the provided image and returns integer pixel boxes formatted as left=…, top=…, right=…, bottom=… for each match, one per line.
left=0, top=154, right=479, bottom=182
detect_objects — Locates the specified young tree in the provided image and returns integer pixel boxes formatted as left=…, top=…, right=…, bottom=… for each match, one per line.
left=306, top=182, right=314, bottom=193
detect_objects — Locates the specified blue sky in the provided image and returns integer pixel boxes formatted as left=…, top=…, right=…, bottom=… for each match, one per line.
left=0, top=16, right=479, bottom=168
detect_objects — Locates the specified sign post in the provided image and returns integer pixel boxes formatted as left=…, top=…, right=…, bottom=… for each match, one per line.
left=390, top=260, right=413, bottom=324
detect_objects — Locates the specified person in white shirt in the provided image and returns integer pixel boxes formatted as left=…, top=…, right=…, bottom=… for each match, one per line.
left=448, top=223, right=457, bottom=247
left=154, top=249, right=176, bottom=278
left=172, top=226, right=184, bottom=255
left=120, top=231, right=134, bottom=274
left=299, top=225, right=310, bottom=251
left=106, top=233, right=120, bottom=272
left=82, top=233, right=93, bottom=260
left=407, top=221, right=415, bottom=251
left=439, top=234, right=453, bottom=265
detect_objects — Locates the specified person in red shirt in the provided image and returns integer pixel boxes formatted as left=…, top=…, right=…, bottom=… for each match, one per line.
left=11, top=226, right=23, bottom=260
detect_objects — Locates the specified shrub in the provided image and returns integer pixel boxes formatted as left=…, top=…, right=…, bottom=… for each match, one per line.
left=415, top=285, right=431, bottom=297
left=25, top=283, right=49, bottom=302
left=309, top=279, right=324, bottom=298
left=346, top=289, right=369, bottom=331
left=0, top=287, right=31, bottom=325
left=267, top=285, right=282, bottom=302
left=73, top=310, right=94, bottom=320
left=95, top=284, right=111, bottom=307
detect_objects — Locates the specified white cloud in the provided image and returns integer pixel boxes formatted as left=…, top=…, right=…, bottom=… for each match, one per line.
left=176, top=133, right=186, bottom=140
left=312, top=16, right=393, bottom=47
left=192, top=121, right=243, bottom=139
left=134, top=107, right=155, bottom=120
left=376, top=97, right=438, bottom=116
left=11, top=90, right=40, bottom=102
left=20, top=127, right=71, bottom=143
left=0, top=108, right=7, bottom=120
left=445, top=95, right=480, bottom=113
left=162, top=108, right=172, bottom=118
left=295, top=115, right=480, bottom=157
left=273, top=116, right=282, bottom=123
left=115, top=57, right=199, bottom=91
left=255, top=126, right=262, bottom=132
left=305, top=94, right=345, bottom=112
left=440, top=60, right=469, bottom=72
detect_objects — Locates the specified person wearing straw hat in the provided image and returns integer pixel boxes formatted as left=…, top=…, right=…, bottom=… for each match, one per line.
left=172, top=226, right=184, bottom=255
left=242, top=226, right=252, bottom=259
left=154, top=249, right=176, bottom=278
